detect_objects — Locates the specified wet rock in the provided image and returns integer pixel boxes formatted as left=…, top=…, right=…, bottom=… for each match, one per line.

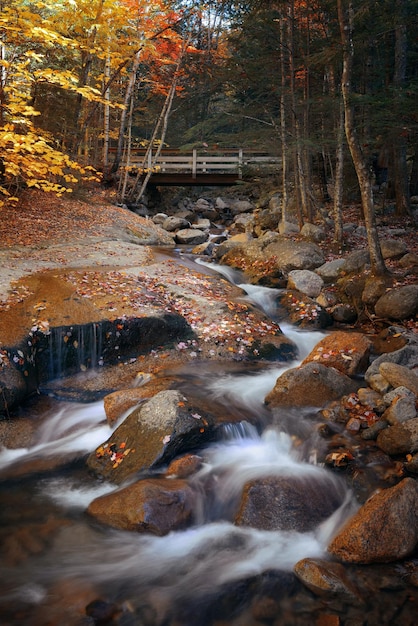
left=302, top=331, right=372, bottom=377
left=374, top=285, right=418, bottom=320
left=300, top=222, right=326, bottom=243
left=86, top=390, right=216, bottom=483
left=328, top=478, right=418, bottom=563
left=191, top=241, right=215, bottom=256
left=379, top=362, right=418, bottom=395
left=293, top=558, right=362, bottom=602
left=103, top=376, right=155, bottom=425
left=287, top=270, right=324, bottom=298
left=376, top=418, right=418, bottom=455
left=162, top=216, right=190, bottom=232
left=87, top=477, right=197, bottom=535
left=175, top=228, right=208, bottom=245
left=234, top=475, right=344, bottom=532
left=164, top=454, right=203, bottom=478
left=265, top=362, right=355, bottom=408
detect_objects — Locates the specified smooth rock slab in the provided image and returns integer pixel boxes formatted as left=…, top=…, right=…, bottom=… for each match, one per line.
left=294, top=558, right=362, bottom=601
left=328, top=478, right=418, bottom=563
left=87, top=477, right=197, bottom=535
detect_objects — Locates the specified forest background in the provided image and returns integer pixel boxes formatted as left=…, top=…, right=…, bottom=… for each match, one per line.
left=0, top=0, right=417, bottom=273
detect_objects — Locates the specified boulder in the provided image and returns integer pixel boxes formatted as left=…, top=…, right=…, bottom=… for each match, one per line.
left=380, top=239, right=408, bottom=260
left=342, top=250, right=370, bottom=273
left=162, top=216, right=190, bottom=232
left=293, top=558, right=362, bottom=601
left=374, top=285, right=418, bottom=320
left=287, top=270, right=324, bottom=298
left=263, top=238, right=325, bottom=272
left=376, top=418, right=418, bottom=455
left=315, top=259, right=346, bottom=282
left=278, top=291, right=333, bottom=328
left=278, top=220, right=299, bottom=235
left=330, top=304, right=358, bottom=324
left=175, top=228, right=208, bottom=245
left=328, top=478, right=418, bottom=563
left=365, top=344, right=418, bottom=383
left=300, top=222, right=326, bottom=243
left=87, top=477, right=197, bottom=535
left=302, top=331, right=372, bottom=377
left=362, top=276, right=388, bottom=307
left=379, top=362, right=418, bottom=395
left=265, top=362, right=355, bottom=408
left=382, top=395, right=417, bottom=426
left=0, top=364, right=27, bottom=415
left=234, top=475, right=344, bottom=532
left=230, top=199, right=254, bottom=215
left=86, top=390, right=216, bottom=483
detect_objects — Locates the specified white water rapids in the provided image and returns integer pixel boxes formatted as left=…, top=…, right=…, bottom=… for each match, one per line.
left=0, top=262, right=356, bottom=621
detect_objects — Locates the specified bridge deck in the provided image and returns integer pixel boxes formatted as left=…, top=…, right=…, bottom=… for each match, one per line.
left=120, top=149, right=280, bottom=186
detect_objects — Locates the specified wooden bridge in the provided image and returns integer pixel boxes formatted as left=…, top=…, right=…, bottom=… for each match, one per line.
left=122, top=148, right=280, bottom=185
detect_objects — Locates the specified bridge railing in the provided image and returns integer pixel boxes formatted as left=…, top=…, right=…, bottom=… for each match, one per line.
left=125, top=149, right=280, bottom=178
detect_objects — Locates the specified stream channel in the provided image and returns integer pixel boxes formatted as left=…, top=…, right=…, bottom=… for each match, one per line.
left=0, top=253, right=392, bottom=625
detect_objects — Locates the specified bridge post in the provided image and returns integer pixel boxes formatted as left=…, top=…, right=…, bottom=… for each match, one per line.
left=192, top=149, right=197, bottom=178
left=238, top=148, right=243, bottom=179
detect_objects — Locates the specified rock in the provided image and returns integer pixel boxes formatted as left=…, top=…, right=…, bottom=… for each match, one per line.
left=371, top=326, right=409, bottom=354
left=315, top=259, right=346, bottom=282
left=316, top=289, right=338, bottom=308
left=230, top=199, right=254, bottom=215
left=380, top=239, right=408, bottom=260
left=374, top=285, right=418, bottom=320
left=278, top=220, right=299, bottom=235
left=194, top=198, right=212, bottom=211
left=328, top=478, right=418, bottom=563
left=343, top=250, right=370, bottom=273
left=382, top=395, right=417, bottom=425
left=265, top=362, right=355, bottom=408
left=278, top=291, right=333, bottom=328
left=365, top=344, right=418, bottom=383
left=0, top=364, right=27, bottom=415
left=300, top=222, right=326, bottom=243
left=175, top=228, right=208, bottom=245
left=293, top=558, right=362, bottom=601
left=152, top=212, right=168, bottom=224
left=234, top=475, right=344, bottom=532
left=263, top=238, right=325, bottom=272
left=362, top=276, right=387, bottom=306
left=233, top=213, right=254, bottom=232
left=330, top=304, right=358, bottom=324
left=165, top=454, right=203, bottom=478
left=376, top=418, right=418, bottom=455
left=287, top=270, right=324, bottom=298
left=86, top=390, right=215, bottom=483
left=379, top=362, right=418, bottom=395
left=193, top=218, right=211, bottom=230
left=215, top=197, right=229, bottom=210
left=87, top=477, right=197, bottom=535
left=162, top=216, right=190, bottom=232
left=191, top=241, right=216, bottom=256
left=399, top=252, right=418, bottom=268
left=302, top=331, right=372, bottom=376
left=253, top=207, right=280, bottom=235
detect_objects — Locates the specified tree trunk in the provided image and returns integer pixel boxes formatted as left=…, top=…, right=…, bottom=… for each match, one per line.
left=337, top=0, right=386, bottom=276
left=279, top=16, right=289, bottom=223
left=333, top=97, right=345, bottom=248
left=392, top=0, right=410, bottom=216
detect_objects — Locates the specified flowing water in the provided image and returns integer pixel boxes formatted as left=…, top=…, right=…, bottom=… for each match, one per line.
left=0, top=258, right=358, bottom=625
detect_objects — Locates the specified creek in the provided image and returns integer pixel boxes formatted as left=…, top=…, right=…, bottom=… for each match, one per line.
left=0, top=254, right=361, bottom=625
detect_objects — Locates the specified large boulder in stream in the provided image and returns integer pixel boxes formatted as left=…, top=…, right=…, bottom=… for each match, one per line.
left=265, top=362, right=356, bottom=408
left=86, top=390, right=217, bottom=483
left=302, top=331, right=372, bottom=377
left=219, top=233, right=325, bottom=285
left=87, top=477, right=197, bottom=535
left=234, top=475, right=344, bottom=532
left=328, top=478, right=418, bottom=563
